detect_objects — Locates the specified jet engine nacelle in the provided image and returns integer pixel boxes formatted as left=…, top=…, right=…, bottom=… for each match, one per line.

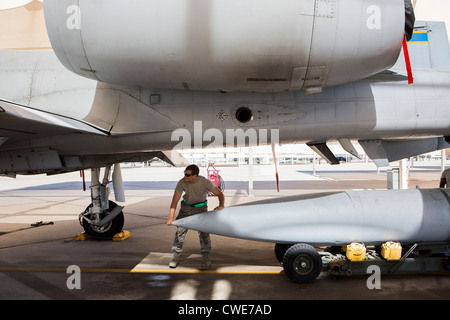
left=44, top=0, right=406, bottom=93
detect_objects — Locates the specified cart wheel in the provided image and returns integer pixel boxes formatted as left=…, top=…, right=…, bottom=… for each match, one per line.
left=283, top=243, right=322, bottom=283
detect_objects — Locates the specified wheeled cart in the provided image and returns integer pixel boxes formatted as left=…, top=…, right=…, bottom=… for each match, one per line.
left=275, top=242, right=450, bottom=283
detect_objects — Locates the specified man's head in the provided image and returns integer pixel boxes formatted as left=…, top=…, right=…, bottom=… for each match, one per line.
left=184, top=164, right=199, bottom=182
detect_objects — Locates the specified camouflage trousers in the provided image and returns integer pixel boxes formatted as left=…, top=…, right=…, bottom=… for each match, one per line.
left=171, top=202, right=211, bottom=254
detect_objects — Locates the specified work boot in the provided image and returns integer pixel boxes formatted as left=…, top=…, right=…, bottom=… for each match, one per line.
left=169, top=253, right=180, bottom=268
left=198, top=253, right=211, bottom=270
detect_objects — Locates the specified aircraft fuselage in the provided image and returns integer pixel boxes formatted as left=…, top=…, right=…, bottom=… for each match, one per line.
left=0, top=51, right=449, bottom=160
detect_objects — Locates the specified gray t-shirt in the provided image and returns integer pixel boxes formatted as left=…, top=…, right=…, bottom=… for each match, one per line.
left=175, top=175, right=217, bottom=205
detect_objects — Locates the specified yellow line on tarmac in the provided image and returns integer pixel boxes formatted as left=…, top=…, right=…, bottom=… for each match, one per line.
left=0, top=267, right=67, bottom=272
left=130, top=269, right=282, bottom=275
left=0, top=266, right=282, bottom=275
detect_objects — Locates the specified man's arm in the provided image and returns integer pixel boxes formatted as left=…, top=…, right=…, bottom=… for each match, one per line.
left=211, top=187, right=225, bottom=211
left=167, top=191, right=182, bottom=225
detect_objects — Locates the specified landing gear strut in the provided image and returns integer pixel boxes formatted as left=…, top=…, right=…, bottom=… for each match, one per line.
left=79, top=166, right=125, bottom=239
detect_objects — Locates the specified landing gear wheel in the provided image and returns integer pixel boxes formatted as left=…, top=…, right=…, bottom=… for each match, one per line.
left=81, top=201, right=124, bottom=239
left=283, top=243, right=322, bottom=283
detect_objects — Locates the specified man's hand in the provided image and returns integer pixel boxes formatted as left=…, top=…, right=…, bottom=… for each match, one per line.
left=211, top=187, right=225, bottom=211
left=168, top=191, right=181, bottom=226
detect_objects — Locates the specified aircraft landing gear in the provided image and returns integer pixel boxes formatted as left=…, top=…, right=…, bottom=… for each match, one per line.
left=78, top=166, right=125, bottom=240
left=80, top=200, right=124, bottom=239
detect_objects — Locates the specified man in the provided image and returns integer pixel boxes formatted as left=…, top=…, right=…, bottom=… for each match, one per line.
left=167, top=164, right=225, bottom=270
left=440, top=167, right=450, bottom=188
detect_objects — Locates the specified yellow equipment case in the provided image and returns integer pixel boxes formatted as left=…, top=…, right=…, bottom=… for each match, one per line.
left=381, top=241, right=402, bottom=260
left=346, top=242, right=366, bottom=261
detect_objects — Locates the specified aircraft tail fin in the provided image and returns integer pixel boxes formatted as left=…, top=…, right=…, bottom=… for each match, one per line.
left=393, top=21, right=450, bottom=71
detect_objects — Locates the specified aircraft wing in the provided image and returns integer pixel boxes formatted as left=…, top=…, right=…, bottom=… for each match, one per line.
left=0, top=98, right=109, bottom=143
left=0, top=99, right=186, bottom=175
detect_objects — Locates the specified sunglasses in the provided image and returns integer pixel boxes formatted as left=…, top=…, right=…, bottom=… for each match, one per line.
left=184, top=172, right=193, bottom=177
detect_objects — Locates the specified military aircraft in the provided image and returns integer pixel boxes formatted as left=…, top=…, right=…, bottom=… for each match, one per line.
left=1, top=0, right=450, bottom=241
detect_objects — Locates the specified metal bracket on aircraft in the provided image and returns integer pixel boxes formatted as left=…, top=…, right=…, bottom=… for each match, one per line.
left=160, top=150, right=189, bottom=167
left=306, top=142, right=339, bottom=165
left=304, top=87, right=323, bottom=96
left=359, top=137, right=450, bottom=167
left=358, top=140, right=390, bottom=167
left=338, top=138, right=361, bottom=159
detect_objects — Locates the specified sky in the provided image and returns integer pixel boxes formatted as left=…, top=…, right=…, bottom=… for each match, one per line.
left=414, top=0, right=450, bottom=36
left=0, top=0, right=449, bottom=50
left=0, top=0, right=448, bottom=25
left=0, top=0, right=42, bottom=10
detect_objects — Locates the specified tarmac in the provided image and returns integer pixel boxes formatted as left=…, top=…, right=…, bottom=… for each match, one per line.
left=0, top=160, right=449, bottom=304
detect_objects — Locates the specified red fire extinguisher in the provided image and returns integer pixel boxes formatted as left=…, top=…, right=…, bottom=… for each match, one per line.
left=207, top=163, right=224, bottom=195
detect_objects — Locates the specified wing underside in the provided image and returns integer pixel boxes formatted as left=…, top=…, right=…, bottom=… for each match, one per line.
left=0, top=99, right=182, bottom=175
